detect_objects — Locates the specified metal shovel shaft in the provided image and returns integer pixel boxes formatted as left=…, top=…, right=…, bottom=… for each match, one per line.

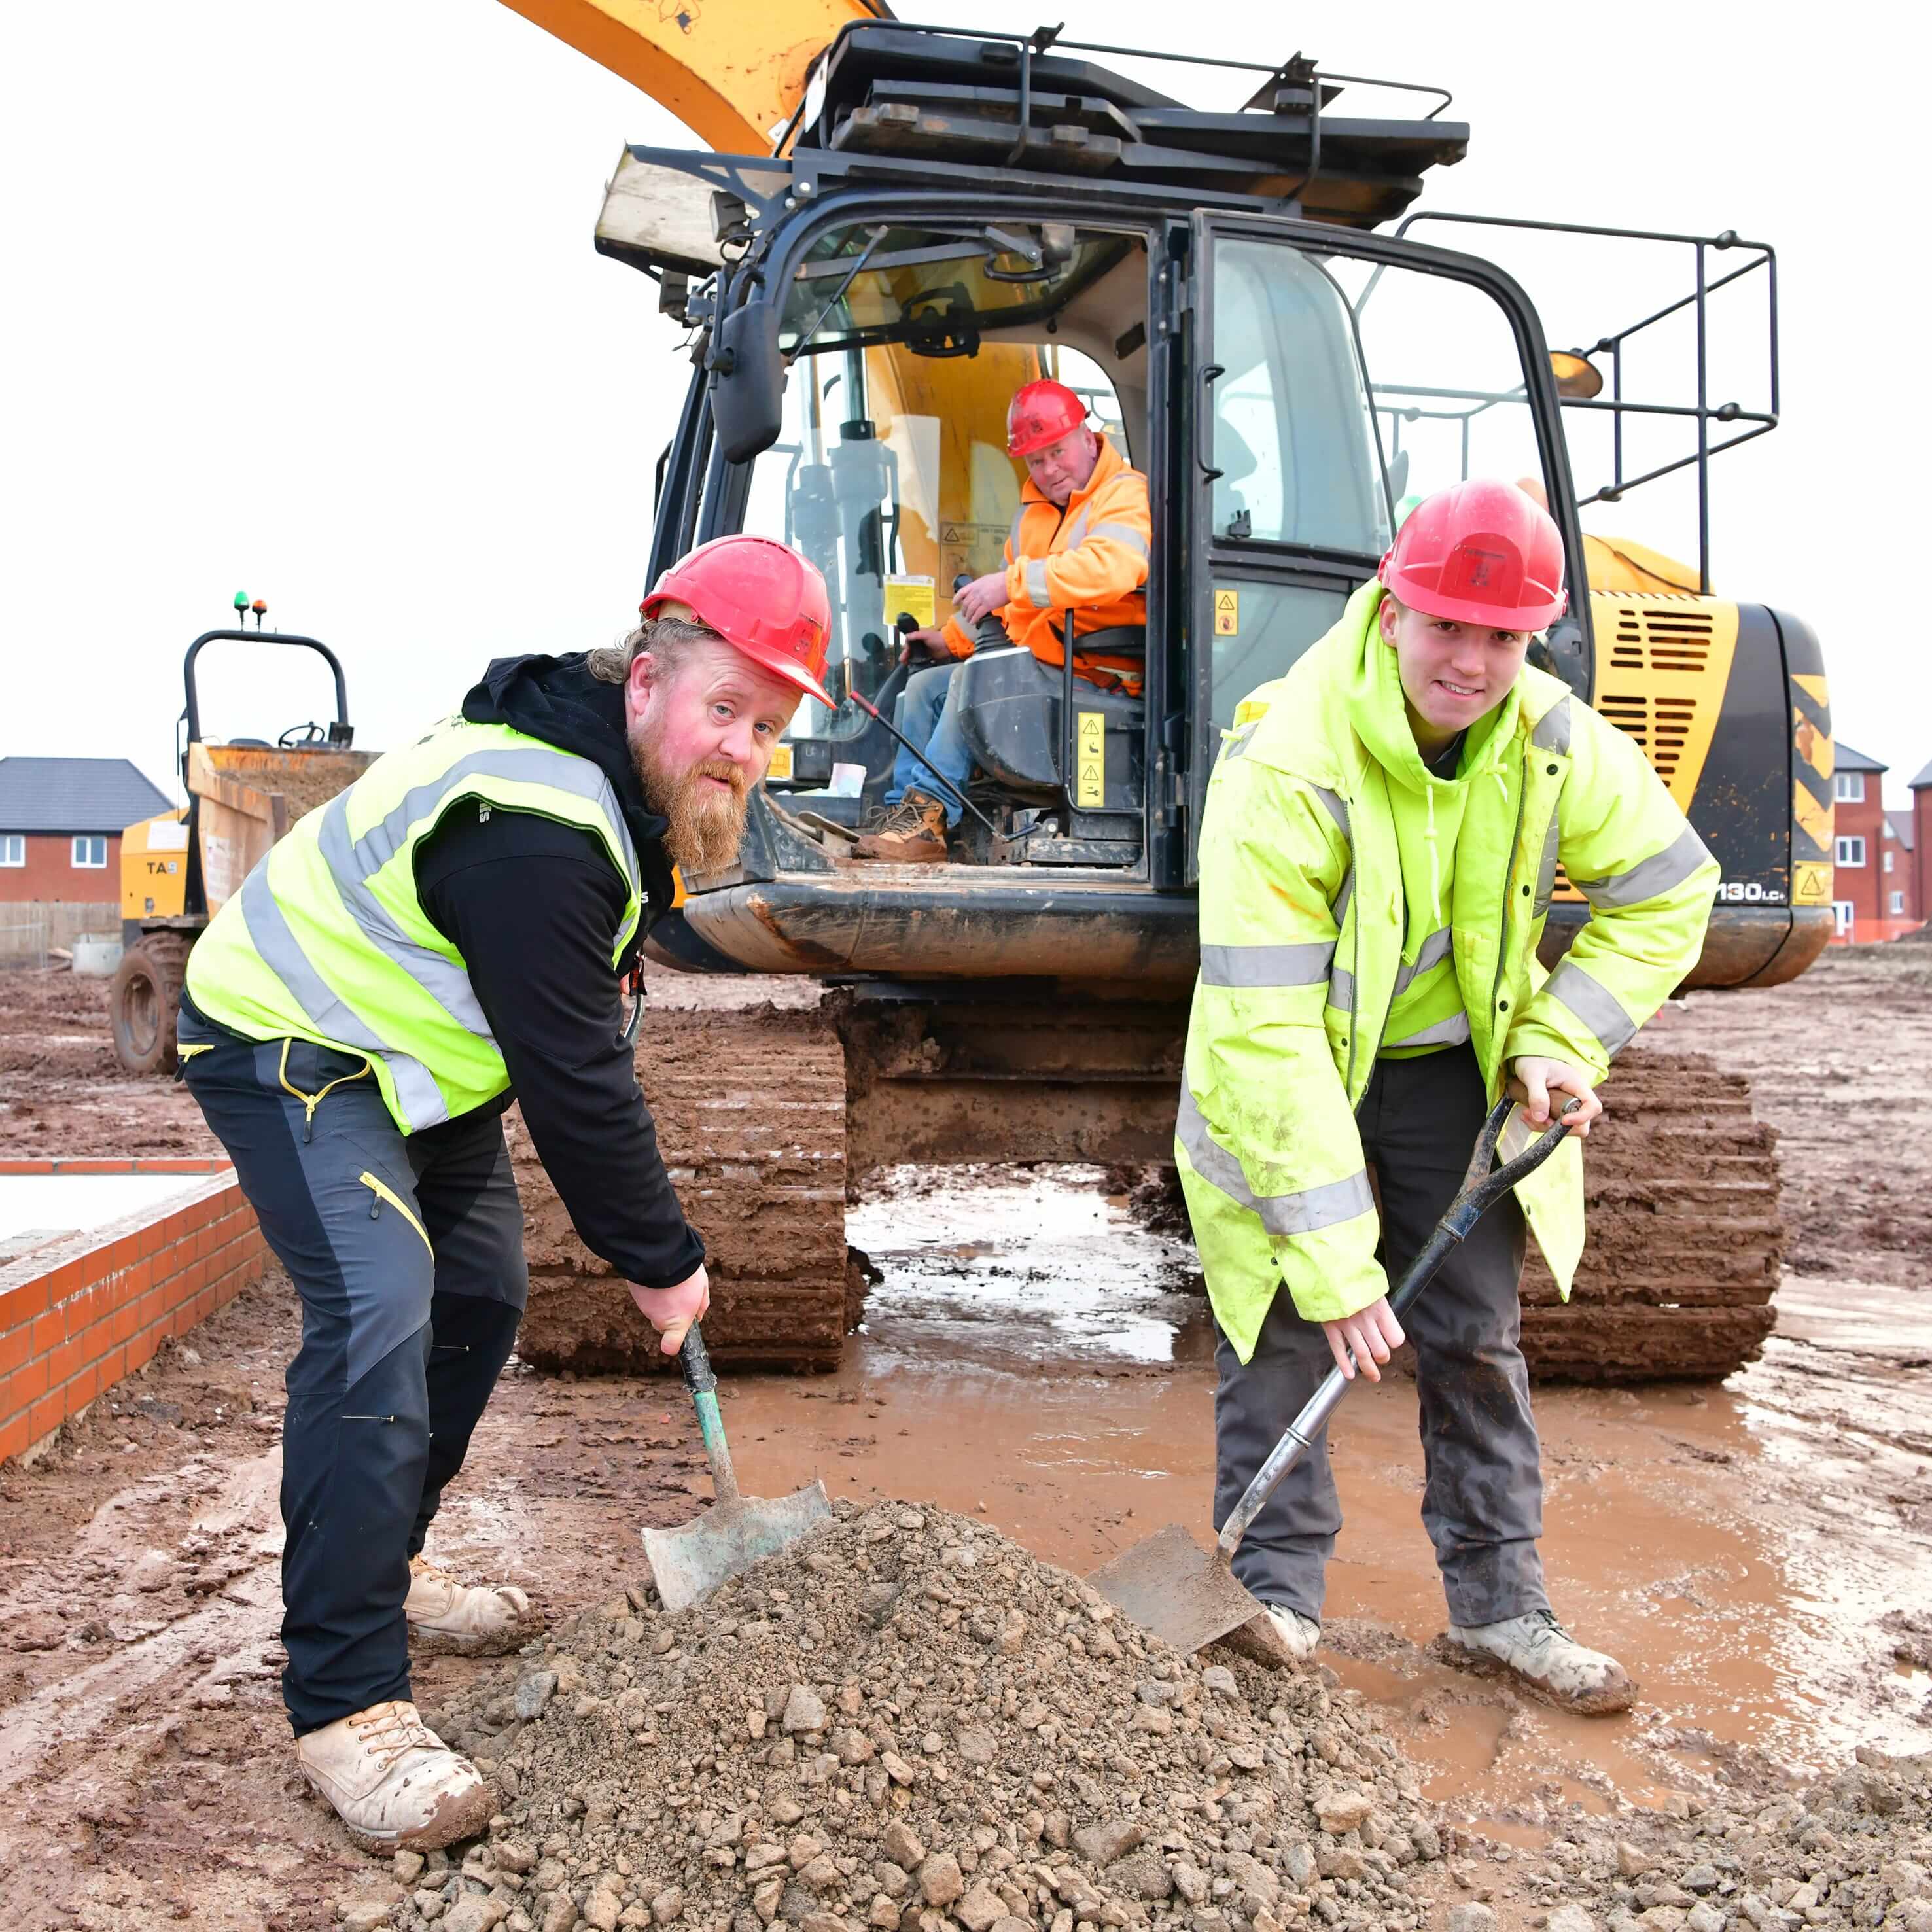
left=1093, top=1097, right=1581, bottom=1653
left=1216, top=1095, right=1581, bottom=1567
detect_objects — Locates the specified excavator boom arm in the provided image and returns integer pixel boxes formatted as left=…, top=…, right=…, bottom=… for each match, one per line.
left=498, top=0, right=888, bottom=152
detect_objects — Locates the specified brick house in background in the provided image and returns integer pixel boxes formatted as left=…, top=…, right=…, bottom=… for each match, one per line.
left=1914, top=760, right=1932, bottom=928
left=1882, top=809, right=1918, bottom=928
left=1829, top=744, right=1888, bottom=941
left=0, top=758, right=173, bottom=904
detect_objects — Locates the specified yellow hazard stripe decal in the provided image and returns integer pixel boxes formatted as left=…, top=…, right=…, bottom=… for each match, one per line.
left=1793, top=784, right=1833, bottom=851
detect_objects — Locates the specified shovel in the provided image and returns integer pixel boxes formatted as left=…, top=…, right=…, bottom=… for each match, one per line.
left=1090, top=1094, right=1580, bottom=1655
left=642, top=1321, right=832, bottom=1612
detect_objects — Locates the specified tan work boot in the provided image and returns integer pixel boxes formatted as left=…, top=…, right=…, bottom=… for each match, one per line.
left=1264, top=1604, right=1322, bottom=1662
left=405, top=1555, right=539, bottom=1656
left=295, top=1700, right=493, bottom=1851
left=851, top=790, right=950, bottom=862
left=1438, top=1608, right=1637, bottom=1714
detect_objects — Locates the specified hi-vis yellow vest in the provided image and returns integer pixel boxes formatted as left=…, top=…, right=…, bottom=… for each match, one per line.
left=1179, top=580, right=1717, bottom=1361
left=185, top=717, right=643, bottom=1133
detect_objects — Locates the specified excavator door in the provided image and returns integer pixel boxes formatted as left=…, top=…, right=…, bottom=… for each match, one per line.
left=1181, top=211, right=1594, bottom=875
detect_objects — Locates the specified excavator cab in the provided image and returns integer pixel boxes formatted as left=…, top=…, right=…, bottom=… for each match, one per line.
left=607, top=27, right=1614, bottom=983
left=609, top=24, right=1823, bottom=1009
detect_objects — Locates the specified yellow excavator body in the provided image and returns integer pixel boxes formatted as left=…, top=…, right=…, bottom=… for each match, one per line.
left=496, top=0, right=887, bottom=150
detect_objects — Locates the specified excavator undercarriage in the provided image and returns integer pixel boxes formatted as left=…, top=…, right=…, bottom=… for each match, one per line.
left=505, top=17, right=1823, bottom=1388
left=514, top=985, right=1783, bottom=1384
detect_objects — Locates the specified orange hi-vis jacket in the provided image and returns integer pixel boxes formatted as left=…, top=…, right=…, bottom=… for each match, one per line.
left=941, top=436, right=1151, bottom=692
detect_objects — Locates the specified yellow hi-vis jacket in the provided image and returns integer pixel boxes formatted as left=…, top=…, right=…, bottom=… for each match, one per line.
left=1178, top=579, right=1717, bottom=1361
left=941, top=434, right=1151, bottom=690
left=184, top=716, right=643, bottom=1134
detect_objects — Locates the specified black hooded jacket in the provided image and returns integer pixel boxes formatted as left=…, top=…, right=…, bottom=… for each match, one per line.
left=408, top=651, right=703, bottom=1290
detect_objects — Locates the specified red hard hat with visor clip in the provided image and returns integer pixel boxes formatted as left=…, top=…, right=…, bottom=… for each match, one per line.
left=1006, top=379, right=1089, bottom=459
left=1377, top=479, right=1568, bottom=631
left=641, top=535, right=837, bottom=709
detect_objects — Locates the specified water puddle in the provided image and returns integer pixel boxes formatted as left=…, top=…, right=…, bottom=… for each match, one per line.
left=726, top=1164, right=1932, bottom=1821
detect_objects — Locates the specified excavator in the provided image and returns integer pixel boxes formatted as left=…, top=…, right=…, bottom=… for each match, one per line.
left=129, top=1, right=1838, bottom=1384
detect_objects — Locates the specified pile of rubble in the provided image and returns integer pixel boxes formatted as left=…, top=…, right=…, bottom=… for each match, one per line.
left=387, top=1500, right=1448, bottom=1932
left=327, top=1497, right=1931, bottom=1932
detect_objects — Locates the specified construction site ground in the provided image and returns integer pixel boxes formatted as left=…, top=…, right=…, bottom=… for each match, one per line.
left=0, top=943, right=1925, bottom=1931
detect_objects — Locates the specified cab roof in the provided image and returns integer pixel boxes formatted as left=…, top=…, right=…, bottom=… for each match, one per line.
left=791, top=26, right=1470, bottom=230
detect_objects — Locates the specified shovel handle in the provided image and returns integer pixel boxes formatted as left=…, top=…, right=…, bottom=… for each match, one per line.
left=678, top=1323, right=741, bottom=1506
left=1216, top=1097, right=1579, bottom=1564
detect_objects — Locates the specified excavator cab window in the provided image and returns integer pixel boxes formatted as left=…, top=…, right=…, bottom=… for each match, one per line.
left=719, top=215, right=1155, bottom=863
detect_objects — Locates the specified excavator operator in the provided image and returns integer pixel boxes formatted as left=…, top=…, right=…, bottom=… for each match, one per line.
left=171, top=535, right=835, bottom=1853
left=852, top=378, right=1152, bottom=862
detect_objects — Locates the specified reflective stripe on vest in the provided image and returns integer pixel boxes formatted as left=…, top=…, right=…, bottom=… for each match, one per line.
left=187, top=720, right=642, bottom=1133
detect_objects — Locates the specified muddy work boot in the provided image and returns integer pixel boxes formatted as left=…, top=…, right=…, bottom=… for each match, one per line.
left=851, top=790, right=950, bottom=863
left=295, top=1700, right=493, bottom=1852
left=404, top=1555, right=538, bottom=1656
left=1439, top=1608, right=1636, bottom=1713
left=1263, top=1605, right=1322, bottom=1662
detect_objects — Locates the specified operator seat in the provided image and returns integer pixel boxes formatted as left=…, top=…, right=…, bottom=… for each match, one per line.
left=951, top=629, right=1145, bottom=814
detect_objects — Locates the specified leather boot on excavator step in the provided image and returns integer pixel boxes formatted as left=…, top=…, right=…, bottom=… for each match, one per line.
left=852, top=791, right=950, bottom=863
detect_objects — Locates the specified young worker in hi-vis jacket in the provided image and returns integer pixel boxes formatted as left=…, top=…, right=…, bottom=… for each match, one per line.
left=1177, top=480, right=1715, bottom=1712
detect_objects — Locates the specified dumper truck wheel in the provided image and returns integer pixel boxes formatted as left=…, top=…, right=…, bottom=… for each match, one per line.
left=110, top=932, right=194, bottom=1076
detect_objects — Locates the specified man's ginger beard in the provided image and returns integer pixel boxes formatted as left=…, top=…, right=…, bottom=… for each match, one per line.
left=629, top=703, right=751, bottom=877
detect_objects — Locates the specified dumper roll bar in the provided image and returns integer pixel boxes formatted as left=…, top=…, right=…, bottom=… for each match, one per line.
left=181, top=629, right=354, bottom=762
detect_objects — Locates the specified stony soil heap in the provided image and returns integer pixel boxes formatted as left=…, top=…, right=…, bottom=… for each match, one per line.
left=413, top=1500, right=1447, bottom=1932
left=1469, top=1753, right=1932, bottom=1932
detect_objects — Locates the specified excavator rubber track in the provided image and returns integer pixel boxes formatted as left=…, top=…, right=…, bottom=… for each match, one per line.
left=1515, top=1043, right=1784, bottom=1382
left=514, top=1006, right=862, bottom=1372
left=1121, top=1040, right=1785, bottom=1384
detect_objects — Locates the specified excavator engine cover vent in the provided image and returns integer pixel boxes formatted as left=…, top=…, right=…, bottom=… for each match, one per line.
left=1589, top=597, right=1738, bottom=812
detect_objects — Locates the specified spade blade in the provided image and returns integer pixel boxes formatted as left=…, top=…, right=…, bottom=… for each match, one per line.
left=1088, top=1522, right=1267, bottom=1656
left=642, top=1480, right=833, bottom=1613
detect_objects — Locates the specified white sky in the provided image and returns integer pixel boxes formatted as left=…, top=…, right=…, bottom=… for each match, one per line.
left=5, top=1, right=1925, bottom=805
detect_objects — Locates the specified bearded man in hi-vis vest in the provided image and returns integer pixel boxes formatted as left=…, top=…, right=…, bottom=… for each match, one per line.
left=178, top=536, right=832, bottom=1849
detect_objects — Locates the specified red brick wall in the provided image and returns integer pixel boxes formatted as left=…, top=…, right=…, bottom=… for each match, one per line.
left=0, top=832, right=122, bottom=903
left=1833, top=782, right=1886, bottom=936
left=0, top=1161, right=268, bottom=1464
left=1884, top=821, right=1920, bottom=926
left=1916, top=790, right=1932, bottom=930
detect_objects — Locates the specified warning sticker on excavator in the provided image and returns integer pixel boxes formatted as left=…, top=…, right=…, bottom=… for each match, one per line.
left=884, top=575, right=935, bottom=631
left=766, top=744, right=794, bottom=781
left=939, top=522, right=1011, bottom=592
left=1214, top=588, right=1240, bottom=636
left=1076, top=711, right=1106, bottom=809
left=1791, top=860, right=1832, bottom=904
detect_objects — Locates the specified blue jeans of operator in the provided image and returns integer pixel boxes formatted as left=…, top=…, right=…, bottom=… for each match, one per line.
left=885, top=661, right=972, bottom=826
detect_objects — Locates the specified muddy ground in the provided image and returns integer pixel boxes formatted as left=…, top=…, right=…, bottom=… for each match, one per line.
left=0, top=946, right=1926, bottom=1931
left=1647, top=945, right=1932, bottom=1289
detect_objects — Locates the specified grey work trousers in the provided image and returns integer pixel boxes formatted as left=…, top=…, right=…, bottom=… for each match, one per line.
left=178, top=993, right=529, bottom=1734
left=1212, top=1042, right=1550, bottom=1628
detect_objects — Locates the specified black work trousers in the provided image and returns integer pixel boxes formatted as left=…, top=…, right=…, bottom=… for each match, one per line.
left=1212, top=1042, right=1549, bottom=1628
left=178, top=994, right=527, bottom=1735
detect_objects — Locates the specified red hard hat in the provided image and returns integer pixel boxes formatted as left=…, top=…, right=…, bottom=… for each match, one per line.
left=1006, top=379, right=1088, bottom=459
left=641, top=535, right=836, bottom=709
left=1377, top=479, right=1568, bottom=630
